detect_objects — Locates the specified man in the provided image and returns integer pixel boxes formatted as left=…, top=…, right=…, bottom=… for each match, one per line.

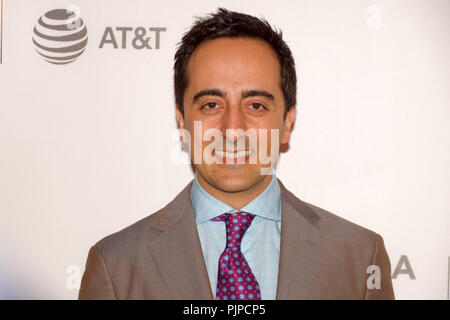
left=79, top=8, right=394, bottom=300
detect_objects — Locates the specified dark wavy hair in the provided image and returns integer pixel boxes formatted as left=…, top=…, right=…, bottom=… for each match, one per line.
left=174, top=7, right=297, bottom=118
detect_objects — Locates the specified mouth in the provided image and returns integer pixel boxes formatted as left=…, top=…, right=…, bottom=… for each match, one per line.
left=214, top=149, right=254, bottom=164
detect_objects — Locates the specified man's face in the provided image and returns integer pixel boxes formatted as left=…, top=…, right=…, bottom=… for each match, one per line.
left=176, top=37, right=295, bottom=194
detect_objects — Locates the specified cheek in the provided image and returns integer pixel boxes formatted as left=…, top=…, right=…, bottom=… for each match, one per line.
left=253, top=119, right=284, bottom=138
left=186, top=121, right=222, bottom=152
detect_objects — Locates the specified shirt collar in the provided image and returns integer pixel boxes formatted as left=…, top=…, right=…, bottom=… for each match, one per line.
left=190, top=173, right=281, bottom=224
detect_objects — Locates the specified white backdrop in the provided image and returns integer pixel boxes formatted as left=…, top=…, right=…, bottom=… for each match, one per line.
left=0, top=0, right=449, bottom=299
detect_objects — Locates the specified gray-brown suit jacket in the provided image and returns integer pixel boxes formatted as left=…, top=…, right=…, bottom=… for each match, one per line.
left=78, top=179, right=395, bottom=299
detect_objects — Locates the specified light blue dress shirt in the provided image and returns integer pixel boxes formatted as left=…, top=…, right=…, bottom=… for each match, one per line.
left=190, top=174, right=281, bottom=300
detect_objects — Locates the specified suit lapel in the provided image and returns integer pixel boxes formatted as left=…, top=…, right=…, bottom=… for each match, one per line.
left=276, top=180, right=330, bottom=299
left=146, top=179, right=329, bottom=300
left=147, top=182, right=214, bottom=299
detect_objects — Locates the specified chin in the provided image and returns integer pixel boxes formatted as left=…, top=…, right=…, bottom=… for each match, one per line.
left=214, top=179, right=254, bottom=193
left=201, top=165, right=266, bottom=193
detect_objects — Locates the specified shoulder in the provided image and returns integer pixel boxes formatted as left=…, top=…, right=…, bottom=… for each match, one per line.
left=304, top=200, right=381, bottom=247
left=279, top=181, right=394, bottom=299
left=92, top=181, right=193, bottom=257
left=279, top=179, right=381, bottom=249
left=92, top=205, right=164, bottom=259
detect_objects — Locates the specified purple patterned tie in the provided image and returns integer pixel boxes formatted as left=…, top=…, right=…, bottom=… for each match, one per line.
left=211, top=211, right=261, bottom=300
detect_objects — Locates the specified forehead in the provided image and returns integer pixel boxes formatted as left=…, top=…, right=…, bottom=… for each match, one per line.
left=186, top=37, right=281, bottom=94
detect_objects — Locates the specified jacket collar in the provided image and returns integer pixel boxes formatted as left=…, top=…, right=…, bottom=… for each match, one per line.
left=147, top=179, right=329, bottom=299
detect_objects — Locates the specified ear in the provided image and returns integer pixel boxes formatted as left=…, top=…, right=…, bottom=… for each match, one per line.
left=281, top=106, right=296, bottom=144
left=175, top=106, right=185, bottom=129
left=176, top=105, right=188, bottom=144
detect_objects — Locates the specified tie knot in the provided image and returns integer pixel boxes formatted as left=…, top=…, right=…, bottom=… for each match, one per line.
left=211, top=211, right=255, bottom=248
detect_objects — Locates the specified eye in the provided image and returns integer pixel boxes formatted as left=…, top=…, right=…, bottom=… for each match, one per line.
left=248, top=103, right=267, bottom=113
left=201, top=102, right=220, bottom=111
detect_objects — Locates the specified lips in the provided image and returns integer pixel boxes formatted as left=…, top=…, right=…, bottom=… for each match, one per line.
left=214, top=149, right=254, bottom=164
left=214, top=149, right=253, bottom=159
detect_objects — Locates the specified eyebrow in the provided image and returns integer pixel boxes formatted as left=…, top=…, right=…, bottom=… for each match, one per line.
left=192, top=89, right=275, bottom=104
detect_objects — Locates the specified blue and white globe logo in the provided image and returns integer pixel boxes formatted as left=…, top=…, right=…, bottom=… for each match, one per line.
left=32, top=8, right=88, bottom=64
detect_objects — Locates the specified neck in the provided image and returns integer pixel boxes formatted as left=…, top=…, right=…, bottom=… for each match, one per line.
left=196, top=173, right=273, bottom=210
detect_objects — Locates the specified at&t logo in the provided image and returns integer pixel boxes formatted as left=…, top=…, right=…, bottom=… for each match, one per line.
left=32, top=7, right=88, bottom=64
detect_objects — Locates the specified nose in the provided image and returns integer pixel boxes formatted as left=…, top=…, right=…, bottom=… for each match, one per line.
left=223, top=103, right=246, bottom=144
